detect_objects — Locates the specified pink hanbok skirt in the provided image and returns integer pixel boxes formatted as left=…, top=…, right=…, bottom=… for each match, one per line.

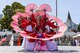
left=34, top=41, right=48, bottom=51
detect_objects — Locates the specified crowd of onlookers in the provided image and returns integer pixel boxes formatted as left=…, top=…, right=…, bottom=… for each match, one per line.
left=55, top=36, right=80, bottom=46
left=0, top=34, right=11, bottom=46
left=0, top=33, right=24, bottom=46
left=0, top=34, right=80, bottom=46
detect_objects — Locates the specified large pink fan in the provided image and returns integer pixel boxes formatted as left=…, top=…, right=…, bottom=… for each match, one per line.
left=19, top=16, right=67, bottom=40
left=25, top=3, right=38, bottom=14
left=34, top=12, right=50, bottom=18
left=12, top=15, right=20, bottom=22
left=10, top=21, right=18, bottom=28
left=16, top=12, right=30, bottom=18
left=11, top=3, right=67, bottom=41
left=36, top=16, right=67, bottom=40
left=39, top=4, right=52, bottom=12
left=11, top=21, right=21, bottom=32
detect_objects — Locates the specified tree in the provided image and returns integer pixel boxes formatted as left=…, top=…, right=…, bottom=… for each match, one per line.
left=78, top=23, right=80, bottom=32
left=0, top=2, right=25, bottom=31
left=12, top=2, right=25, bottom=14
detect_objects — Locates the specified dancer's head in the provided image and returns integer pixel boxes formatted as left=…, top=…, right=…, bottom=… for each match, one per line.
left=45, top=18, right=49, bottom=22
left=44, top=28, right=48, bottom=33
left=27, top=17, right=32, bottom=21
left=36, top=16, right=42, bottom=22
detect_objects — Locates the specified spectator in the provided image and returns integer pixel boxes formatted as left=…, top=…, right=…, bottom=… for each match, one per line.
left=70, top=39, right=76, bottom=46
left=9, top=35, right=14, bottom=46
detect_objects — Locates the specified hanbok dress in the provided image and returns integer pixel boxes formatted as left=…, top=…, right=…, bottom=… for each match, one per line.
left=34, top=33, right=48, bottom=51
left=21, top=20, right=36, bottom=50
left=44, top=22, right=58, bottom=51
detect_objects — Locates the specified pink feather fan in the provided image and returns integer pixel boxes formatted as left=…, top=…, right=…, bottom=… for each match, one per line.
left=25, top=3, right=38, bottom=14
left=39, top=4, right=52, bottom=12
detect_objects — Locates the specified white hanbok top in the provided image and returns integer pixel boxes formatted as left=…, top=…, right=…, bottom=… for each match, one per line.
left=26, top=25, right=32, bottom=32
left=45, top=25, right=50, bottom=32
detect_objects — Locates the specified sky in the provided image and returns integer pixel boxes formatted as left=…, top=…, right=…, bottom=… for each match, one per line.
left=0, top=0, right=80, bottom=24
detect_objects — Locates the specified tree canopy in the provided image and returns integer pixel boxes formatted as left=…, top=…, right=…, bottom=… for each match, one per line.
left=0, top=2, right=25, bottom=31
left=78, top=23, right=80, bottom=32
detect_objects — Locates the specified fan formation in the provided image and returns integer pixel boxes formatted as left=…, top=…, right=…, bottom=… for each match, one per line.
left=11, top=3, right=67, bottom=41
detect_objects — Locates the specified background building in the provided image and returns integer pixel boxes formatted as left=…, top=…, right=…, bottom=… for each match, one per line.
left=65, top=12, right=78, bottom=32
left=64, top=12, right=79, bottom=36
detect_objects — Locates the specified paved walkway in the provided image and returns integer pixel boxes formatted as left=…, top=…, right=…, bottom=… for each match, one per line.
left=0, top=46, right=80, bottom=53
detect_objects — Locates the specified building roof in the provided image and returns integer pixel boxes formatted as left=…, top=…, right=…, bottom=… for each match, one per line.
left=67, top=11, right=72, bottom=21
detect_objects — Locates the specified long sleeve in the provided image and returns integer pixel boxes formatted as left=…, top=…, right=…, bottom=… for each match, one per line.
left=40, top=14, right=46, bottom=23
left=28, top=32, right=37, bottom=42
left=45, top=21, right=58, bottom=28
left=31, top=14, right=37, bottom=24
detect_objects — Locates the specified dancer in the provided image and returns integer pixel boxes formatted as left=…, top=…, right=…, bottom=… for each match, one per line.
left=21, top=17, right=36, bottom=51
left=34, top=28, right=48, bottom=51
left=44, top=28, right=58, bottom=51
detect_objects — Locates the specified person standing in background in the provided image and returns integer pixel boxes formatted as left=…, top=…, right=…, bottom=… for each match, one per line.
left=9, top=34, right=14, bottom=46
left=9, top=30, right=16, bottom=46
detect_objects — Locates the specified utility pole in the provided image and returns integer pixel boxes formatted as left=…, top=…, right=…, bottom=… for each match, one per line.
left=56, top=0, right=58, bottom=17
